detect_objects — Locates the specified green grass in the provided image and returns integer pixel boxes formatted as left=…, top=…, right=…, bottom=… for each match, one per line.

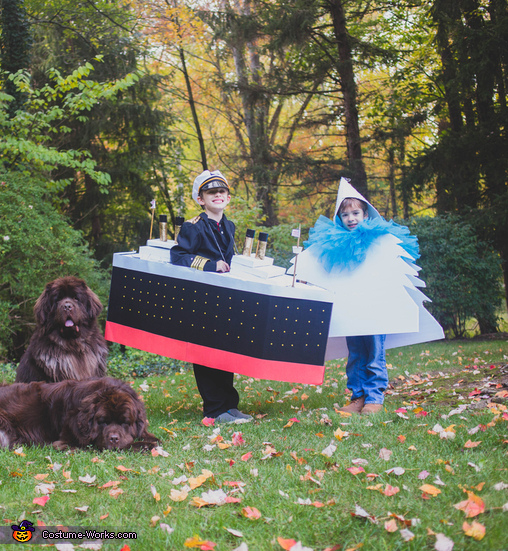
left=1, top=338, right=507, bottom=550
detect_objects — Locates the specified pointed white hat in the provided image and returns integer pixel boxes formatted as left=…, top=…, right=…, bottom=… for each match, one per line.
left=334, top=177, right=380, bottom=222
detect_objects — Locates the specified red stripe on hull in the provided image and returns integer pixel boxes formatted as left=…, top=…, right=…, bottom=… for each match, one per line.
left=105, top=321, right=325, bottom=385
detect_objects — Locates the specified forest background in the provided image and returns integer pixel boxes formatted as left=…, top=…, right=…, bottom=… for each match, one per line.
left=0, top=0, right=507, bottom=361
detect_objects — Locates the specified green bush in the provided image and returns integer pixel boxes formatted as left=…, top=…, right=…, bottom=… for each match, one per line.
left=407, top=214, right=504, bottom=338
left=0, top=171, right=109, bottom=360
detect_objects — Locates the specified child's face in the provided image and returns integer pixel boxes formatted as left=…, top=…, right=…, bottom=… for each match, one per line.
left=197, top=188, right=231, bottom=213
left=339, top=204, right=367, bottom=230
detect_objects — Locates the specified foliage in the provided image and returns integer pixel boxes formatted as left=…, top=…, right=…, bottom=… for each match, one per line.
left=0, top=0, right=32, bottom=113
left=407, top=215, right=503, bottom=338
left=0, top=340, right=507, bottom=549
left=0, top=58, right=150, bottom=360
left=106, top=344, right=190, bottom=379
left=0, top=171, right=109, bottom=361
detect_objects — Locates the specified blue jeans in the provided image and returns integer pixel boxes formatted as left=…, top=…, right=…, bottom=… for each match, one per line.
left=345, top=335, right=387, bottom=404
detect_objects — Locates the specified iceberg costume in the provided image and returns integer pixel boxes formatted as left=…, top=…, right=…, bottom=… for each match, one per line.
left=290, top=178, right=444, bottom=363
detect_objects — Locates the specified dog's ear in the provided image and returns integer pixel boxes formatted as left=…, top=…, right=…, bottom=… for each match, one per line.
left=84, top=286, right=103, bottom=319
left=33, top=281, right=55, bottom=326
left=75, top=395, right=101, bottom=444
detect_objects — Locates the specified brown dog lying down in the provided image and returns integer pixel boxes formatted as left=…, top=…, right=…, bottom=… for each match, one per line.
left=16, top=276, right=108, bottom=383
left=0, top=378, right=159, bottom=451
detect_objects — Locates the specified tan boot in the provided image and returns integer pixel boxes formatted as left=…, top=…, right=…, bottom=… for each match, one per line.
left=361, top=403, right=383, bottom=415
left=338, top=396, right=365, bottom=414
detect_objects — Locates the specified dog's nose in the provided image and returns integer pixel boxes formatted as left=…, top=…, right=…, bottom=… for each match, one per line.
left=109, top=434, right=119, bottom=445
left=63, top=301, right=74, bottom=312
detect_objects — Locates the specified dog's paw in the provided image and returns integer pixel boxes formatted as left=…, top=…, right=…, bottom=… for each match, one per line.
left=52, top=440, right=70, bottom=451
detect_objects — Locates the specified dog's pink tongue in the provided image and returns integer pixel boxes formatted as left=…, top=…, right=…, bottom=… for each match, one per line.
left=65, top=320, right=74, bottom=327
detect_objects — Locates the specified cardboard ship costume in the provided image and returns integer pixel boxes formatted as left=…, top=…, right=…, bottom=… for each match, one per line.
left=290, top=178, right=444, bottom=360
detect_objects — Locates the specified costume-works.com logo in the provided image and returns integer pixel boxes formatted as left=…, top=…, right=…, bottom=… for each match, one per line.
left=11, top=520, right=35, bottom=542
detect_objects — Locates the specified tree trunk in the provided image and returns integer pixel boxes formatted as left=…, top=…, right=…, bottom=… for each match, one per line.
left=327, top=0, right=368, bottom=198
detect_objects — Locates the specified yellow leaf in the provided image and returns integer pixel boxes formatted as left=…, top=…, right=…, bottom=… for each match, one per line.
left=334, top=427, right=347, bottom=440
left=463, top=520, right=486, bottom=540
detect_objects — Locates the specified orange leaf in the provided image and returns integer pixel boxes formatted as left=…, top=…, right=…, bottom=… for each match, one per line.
left=278, top=537, right=297, bottom=550
left=242, top=506, right=261, bottom=519
left=383, top=485, right=400, bottom=496
left=397, top=435, right=406, bottom=443
left=33, top=496, right=50, bottom=506
left=464, top=440, right=481, bottom=448
left=463, top=520, right=486, bottom=540
left=115, top=465, right=133, bottom=472
left=241, top=451, right=253, bottom=461
left=347, top=466, right=365, bottom=476
left=419, top=484, right=441, bottom=497
left=454, top=492, right=485, bottom=518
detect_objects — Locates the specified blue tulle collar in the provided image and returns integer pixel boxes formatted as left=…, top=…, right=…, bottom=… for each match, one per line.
left=304, top=215, right=419, bottom=272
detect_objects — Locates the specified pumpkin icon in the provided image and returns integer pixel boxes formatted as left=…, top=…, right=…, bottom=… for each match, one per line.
left=11, top=520, right=35, bottom=542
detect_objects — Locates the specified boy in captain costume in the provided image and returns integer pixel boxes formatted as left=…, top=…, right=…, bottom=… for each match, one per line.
left=292, top=178, right=444, bottom=415
left=171, top=170, right=252, bottom=423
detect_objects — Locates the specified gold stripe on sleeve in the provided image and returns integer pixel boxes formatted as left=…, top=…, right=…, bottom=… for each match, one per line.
left=191, top=256, right=209, bottom=271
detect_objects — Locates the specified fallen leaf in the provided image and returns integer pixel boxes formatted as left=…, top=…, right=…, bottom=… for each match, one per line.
left=150, top=484, right=161, bottom=502
left=169, top=488, right=188, bottom=502
left=383, top=484, right=400, bottom=496
left=397, top=435, right=406, bottom=443
left=184, top=535, right=216, bottom=549
left=385, top=467, right=405, bottom=476
left=434, top=533, right=454, bottom=551
left=379, top=448, right=392, bottom=461
left=232, top=432, right=245, bottom=446
left=241, top=452, right=253, bottom=461
left=225, top=528, right=243, bottom=538
left=242, top=506, right=261, bottom=519
left=419, top=484, right=441, bottom=497
left=79, top=474, right=97, bottom=484
left=160, top=523, right=174, bottom=535
left=462, top=520, right=485, bottom=540
left=334, top=427, right=348, bottom=440
left=75, top=505, right=89, bottom=512
left=384, top=519, right=398, bottom=532
left=33, top=496, right=50, bottom=506
left=351, top=505, right=378, bottom=524
left=454, top=492, right=485, bottom=518
left=115, top=465, right=133, bottom=472
left=418, top=470, right=430, bottom=480
left=321, top=442, right=337, bottom=458
left=202, top=417, right=215, bottom=427
left=464, top=440, right=481, bottom=449
left=278, top=537, right=297, bottom=550
left=399, top=528, right=414, bottom=541
left=347, top=466, right=365, bottom=476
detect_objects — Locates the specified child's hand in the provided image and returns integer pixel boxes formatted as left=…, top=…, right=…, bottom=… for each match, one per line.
left=216, top=260, right=230, bottom=273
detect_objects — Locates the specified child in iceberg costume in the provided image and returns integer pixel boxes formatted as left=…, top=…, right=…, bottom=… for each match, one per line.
left=291, top=178, right=444, bottom=414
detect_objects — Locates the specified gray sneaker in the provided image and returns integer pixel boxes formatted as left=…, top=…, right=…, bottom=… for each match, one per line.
left=229, top=408, right=253, bottom=421
left=215, top=411, right=239, bottom=423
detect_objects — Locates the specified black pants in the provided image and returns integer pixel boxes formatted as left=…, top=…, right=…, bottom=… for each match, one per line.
left=193, top=364, right=239, bottom=418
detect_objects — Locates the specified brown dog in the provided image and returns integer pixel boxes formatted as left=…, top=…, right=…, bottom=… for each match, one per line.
left=0, top=377, right=159, bottom=451
left=16, top=276, right=108, bottom=383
